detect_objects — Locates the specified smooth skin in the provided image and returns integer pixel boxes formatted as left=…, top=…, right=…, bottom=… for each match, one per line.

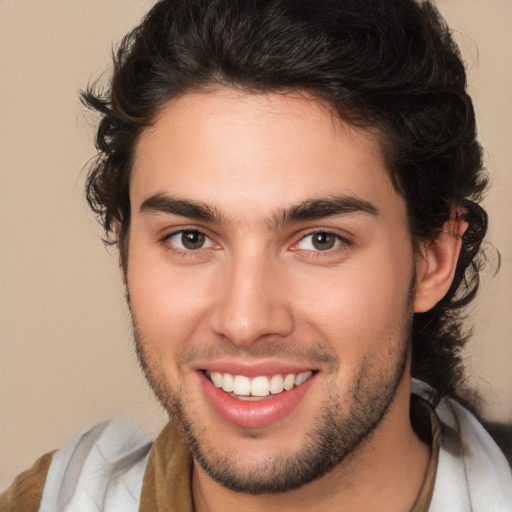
left=127, top=88, right=465, bottom=512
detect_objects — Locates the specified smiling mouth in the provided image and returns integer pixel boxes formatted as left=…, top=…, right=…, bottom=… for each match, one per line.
left=204, top=370, right=314, bottom=400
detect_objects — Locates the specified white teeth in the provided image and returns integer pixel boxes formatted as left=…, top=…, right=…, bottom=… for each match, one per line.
left=221, top=372, right=234, bottom=392
left=251, top=376, right=270, bottom=397
left=295, top=370, right=313, bottom=386
left=283, top=373, right=295, bottom=391
left=269, top=374, right=284, bottom=394
left=211, top=371, right=222, bottom=388
left=207, top=370, right=314, bottom=398
left=233, top=375, right=251, bottom=396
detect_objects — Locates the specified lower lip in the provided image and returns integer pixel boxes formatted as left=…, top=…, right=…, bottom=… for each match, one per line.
left=199, top=371, right=316, bottom=429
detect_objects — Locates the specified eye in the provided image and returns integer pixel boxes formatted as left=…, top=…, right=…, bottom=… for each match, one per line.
left=296, top=232, right=343, bottom=251
left=166, top=230, right=216, bottom=251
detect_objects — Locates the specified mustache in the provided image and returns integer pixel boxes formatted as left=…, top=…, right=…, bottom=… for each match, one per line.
left=176, top=339, right=340, bottom=371
left=132, top=318, right=339, bottom=372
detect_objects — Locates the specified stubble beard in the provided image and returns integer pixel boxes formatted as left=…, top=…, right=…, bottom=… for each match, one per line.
left=130, top=284, right=413, bottom=494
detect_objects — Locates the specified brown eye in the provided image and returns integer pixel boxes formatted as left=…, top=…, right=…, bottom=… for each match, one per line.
left=166, top=230, right=215, bottom=252
left=181, top=230, right=206, bottom=249
left=296, top=231, right=342, bottom=252
left=311, top=232, right=336, bottom=250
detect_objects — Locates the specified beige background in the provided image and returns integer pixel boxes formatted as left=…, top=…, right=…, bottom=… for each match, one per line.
left=1, top=0, right=511, bottom=491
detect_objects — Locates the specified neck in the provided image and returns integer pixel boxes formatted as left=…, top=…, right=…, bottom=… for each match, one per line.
left=192, top=377, right=430, bottom=512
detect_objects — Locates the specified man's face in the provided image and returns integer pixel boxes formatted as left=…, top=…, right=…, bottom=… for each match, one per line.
left=127, top=89, right=417, bottom=492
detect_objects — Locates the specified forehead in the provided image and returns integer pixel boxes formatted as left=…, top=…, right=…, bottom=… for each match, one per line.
left=131, top=88, right=402, bottom=222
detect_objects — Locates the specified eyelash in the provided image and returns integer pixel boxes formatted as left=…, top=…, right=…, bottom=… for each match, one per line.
left=160, top=228, right=351, bottom=258
left=161, top=229, right=218, bottom=257
left=292, top=231, right=350, bottom=256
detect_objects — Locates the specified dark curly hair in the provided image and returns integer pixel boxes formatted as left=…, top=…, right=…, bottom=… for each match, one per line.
left=83, top=0, right=488, bottom=399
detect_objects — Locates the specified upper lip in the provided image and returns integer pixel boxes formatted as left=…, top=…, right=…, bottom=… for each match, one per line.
left=192, top=359, right=318, bottom=377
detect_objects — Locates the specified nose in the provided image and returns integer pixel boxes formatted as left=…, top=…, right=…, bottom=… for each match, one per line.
left=210, top=252, right=294, bottom=347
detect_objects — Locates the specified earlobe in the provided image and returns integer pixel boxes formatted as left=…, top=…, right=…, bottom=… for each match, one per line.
left=112, top=219, right=126, bottom=278
left=414, top=215, right=468, bottom=313
left=113, top=219, right=122, bottom=242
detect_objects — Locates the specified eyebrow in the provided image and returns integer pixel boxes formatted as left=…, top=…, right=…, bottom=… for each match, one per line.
left=140, top=193, right=227, bottom=224
left=139, top=193, right=379, bottom=227
left=271, top=196, right=379, bottom=228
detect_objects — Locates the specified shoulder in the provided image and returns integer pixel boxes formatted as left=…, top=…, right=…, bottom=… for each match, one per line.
left=413, top=380, right=512, bottom=511
left=434, top=397, right=512, bottom=511
left=41, top=421, right=154, bottom=512
left=40, top=420, right=154, bottom=512
left=1, top=421, right=155, bottom=512
left=0, top=451, right=54, bottom=512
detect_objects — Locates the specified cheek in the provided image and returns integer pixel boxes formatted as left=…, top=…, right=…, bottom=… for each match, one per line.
left=292, top=252, right=413, bottom=357
left=127, top=241, right=215, bottom=356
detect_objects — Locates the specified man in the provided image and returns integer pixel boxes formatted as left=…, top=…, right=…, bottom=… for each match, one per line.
left=1, top=0, right=511, bottom=510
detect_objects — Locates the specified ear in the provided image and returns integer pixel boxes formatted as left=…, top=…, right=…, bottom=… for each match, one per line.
left=112, top=218, right=122, bottom=241
left=414, top=214, right=468, bottom=313
left=112, top=219, right=128, bottom=278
